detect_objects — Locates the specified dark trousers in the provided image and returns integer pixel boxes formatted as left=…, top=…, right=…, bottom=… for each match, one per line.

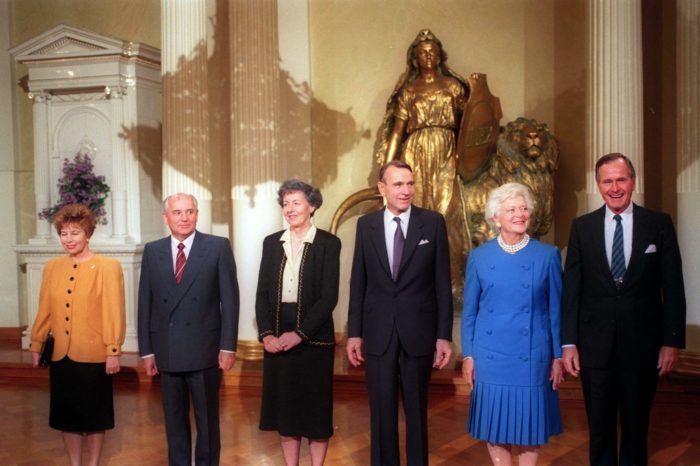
left=365, top=328, right=433, bottom=466
left=160, top=366, right=222, bottom=466
left=580, top=362, right=658, bottom=466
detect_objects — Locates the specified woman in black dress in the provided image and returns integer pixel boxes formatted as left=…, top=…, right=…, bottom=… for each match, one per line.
left=29, top=204, right=125, bottom=466
left=256, top=179, right=341, bottom=466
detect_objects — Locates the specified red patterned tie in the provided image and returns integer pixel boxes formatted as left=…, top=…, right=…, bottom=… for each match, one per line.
left=175, top=242, right=186, bottom=284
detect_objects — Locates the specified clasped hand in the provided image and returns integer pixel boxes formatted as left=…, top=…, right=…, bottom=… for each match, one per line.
left=263, top=332, right=302, bottom=354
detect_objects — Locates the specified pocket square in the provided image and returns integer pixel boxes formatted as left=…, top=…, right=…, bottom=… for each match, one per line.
left=645, top=244, right=657, bottom=253
left=419, top=239, right=430, bottom=245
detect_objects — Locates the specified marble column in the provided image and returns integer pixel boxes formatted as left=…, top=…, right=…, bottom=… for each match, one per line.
left=161, top=0, right=211, bottom=231
left=585, top=0, right=644, bottom=213
left=30, top=93, right=53, bottom=242
left=108, top=85, right=129, bottom=239
left=676, top=0, right=700, bottom=354
left=230, top=0, right=284, bottom=359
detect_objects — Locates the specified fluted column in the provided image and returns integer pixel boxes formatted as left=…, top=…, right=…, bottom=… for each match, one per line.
left=108, top=85, right=128, bottom=239
left=230, top=0, right=283, bottom=359
left=30, top=93, right=52, bottom=242
left=161, top=0, right=211, bottom=231
left=586, top=0, right=644, bottom=213
left=676, top=0, right=700, bottom=352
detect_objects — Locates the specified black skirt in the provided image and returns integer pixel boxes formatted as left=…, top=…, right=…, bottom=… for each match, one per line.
left=259, top=303, right=334, bottom=439
left=49, top=357, right=114, bottom=432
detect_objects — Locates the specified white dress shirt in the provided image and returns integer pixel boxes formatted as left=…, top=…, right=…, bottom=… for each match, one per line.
left=170, top=231, right=196, bottom=272
left=604, top=203, right=633, bottom=270
left=383, top=207, right=411, bottom=277
left=280, top=225, right=317, bottom=303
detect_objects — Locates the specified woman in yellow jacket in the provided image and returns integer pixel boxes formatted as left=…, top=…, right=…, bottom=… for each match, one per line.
left=29, top=204, right=125, bottom=466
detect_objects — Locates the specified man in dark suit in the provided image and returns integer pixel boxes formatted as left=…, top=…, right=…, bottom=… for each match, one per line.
left=138, top=193, right=239, bottom=466
left=346, top=160, right=453, bottom=466
left=561, top=153, right=686, bottom=466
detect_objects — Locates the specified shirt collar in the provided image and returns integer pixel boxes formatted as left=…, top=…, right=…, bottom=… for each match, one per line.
left=384, top=205, right=411, bottom=225
left=604, top=203, right=633, bottom=222
left=280, top=224, right=317, bottom=244
left=171, top=231, right=196, bottom=250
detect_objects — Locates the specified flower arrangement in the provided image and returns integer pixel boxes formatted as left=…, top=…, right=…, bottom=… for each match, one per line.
left=38, top=153, right=111, bottom=225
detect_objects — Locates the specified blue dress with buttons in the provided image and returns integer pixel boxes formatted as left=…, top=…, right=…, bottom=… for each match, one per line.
left=461, top=238, right=563, bottom=445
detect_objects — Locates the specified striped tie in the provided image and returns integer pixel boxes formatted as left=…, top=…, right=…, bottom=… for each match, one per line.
left=175, top=242, right=186, bottom=284
left=611, top=214, right=625, bottom=288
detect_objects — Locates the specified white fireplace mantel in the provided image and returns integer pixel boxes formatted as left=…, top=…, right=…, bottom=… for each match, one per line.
left=11, top=24, right=163, bottom=352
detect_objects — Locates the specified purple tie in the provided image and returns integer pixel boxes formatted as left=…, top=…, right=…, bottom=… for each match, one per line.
left=392, top=217, right=404, bottom=281
left=175, top=243, right=186, bottom=284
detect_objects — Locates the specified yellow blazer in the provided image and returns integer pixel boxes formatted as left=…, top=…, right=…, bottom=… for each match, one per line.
left=30, top=255, right=126, bottom=363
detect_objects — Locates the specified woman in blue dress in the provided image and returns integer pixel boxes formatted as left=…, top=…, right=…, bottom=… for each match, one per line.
left=461, top=182, right=564, bottom=465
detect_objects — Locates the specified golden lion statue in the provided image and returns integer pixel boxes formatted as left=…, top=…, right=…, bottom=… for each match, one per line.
left=463, top=117, right=560, bottom=247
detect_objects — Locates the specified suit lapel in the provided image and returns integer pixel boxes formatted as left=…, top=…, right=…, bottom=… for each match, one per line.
left=369, top=210, right=392, bottom=279
left=397, top=207, right=424, bottom=278
left=591, top=206, right=618, bottom=289
left=625, top=204, right=648, bottom=285
left=153, top=238, right=178, bottom=297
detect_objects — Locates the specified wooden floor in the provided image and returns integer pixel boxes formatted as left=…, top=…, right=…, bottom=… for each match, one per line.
left=1, top=341, right=700, bottom=465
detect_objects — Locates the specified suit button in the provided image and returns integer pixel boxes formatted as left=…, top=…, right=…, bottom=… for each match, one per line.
left=522, top=306, right=529, bottom=313
left=486, top=330, right=492, bottom=335
left=522, top=265, right=530, bottom=270
left=169, top=322, right=174, bottom=327
left=521, top=328, right=528, bottom=335
left=521, top=355, right=528, bottom=362
left=489, top=265, right=495, bottom=270
left=163, top=299, right=168, bottom=303
left=488, top=308, right=493, bottom=313
left=185, top=322, right=191, bottom=326
left=487, top=354, right=493, bottom=360
left=521, top=283, right=530, bottom=289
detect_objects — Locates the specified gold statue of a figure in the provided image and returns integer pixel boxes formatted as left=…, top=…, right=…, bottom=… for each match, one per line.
left=375, top=29, right=471, bottom=293
left=331, top=30, right=558, bottom=301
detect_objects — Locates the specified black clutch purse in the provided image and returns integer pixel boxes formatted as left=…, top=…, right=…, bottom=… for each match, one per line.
left=39, top=332, right=54, bottom=367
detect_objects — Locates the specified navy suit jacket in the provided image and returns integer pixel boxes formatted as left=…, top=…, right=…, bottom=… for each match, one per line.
left=347, top=206, right=453, bottom=357
left=138, top=231, right=239, bottom=372
left=561, top=204, right=685, bottom=369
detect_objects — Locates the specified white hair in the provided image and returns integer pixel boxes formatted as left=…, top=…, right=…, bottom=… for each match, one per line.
left=485, top=183, right=534, bottom=232
left=162, top=193, right=199, bottom=212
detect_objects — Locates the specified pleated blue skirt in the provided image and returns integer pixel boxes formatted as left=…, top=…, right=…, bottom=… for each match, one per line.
left=468, top=381, right=562, bottom=445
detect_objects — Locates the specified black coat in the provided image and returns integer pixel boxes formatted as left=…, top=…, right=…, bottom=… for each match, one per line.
left=561, top=204, right=686, bottom=369
left=255, top=228, right=341, bottom=346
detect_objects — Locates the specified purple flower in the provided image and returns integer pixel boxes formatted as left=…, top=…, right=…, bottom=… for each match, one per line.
left=37, top=153, right=111, bottom=224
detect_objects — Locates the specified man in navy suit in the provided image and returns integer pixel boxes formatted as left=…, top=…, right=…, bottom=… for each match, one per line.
left=138, top=193, right=239, bottom=466
left=347, top=160, right=453, bottom=466
left=561, top=153, right=686, bottom=465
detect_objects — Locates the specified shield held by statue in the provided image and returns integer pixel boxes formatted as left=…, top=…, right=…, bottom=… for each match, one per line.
left=456, top=73, right=503, bottom=182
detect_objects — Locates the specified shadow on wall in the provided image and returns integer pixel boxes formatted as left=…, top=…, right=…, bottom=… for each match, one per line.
left=116, top=0, right=370, bottom=225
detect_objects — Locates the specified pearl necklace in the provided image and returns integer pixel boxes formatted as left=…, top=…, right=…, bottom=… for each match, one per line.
left=497, top=234, right=530, bottom=254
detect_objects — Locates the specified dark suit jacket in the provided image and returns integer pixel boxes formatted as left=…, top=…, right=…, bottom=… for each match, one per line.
left=255, top=229, right=341, bottom=345
left=348, top=206, right=453, bottom=357
left=137, top=231, right=240, bottom=372
left=561, top=204, right=685, bottom=369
